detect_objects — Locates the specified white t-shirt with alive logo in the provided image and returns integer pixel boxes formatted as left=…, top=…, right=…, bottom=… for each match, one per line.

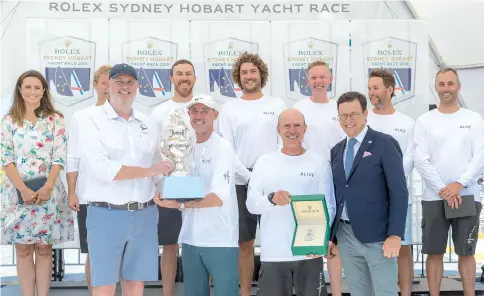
left=367, top=109, right=415, bottom=204
left=414, top=108, right=484, bottom=202
left=293, top=98, right=345, bottom=160
left=246, top=149, right=336, bottom=262
left=178, top=133, right=239, bottom=247
left=218, top=95, right=286, bottom=184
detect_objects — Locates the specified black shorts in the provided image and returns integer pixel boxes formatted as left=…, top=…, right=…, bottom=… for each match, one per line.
left=236, top=185, right=259, bottom=243
left=421, top=200, right=482, bottom=256
left=78, top=204, right=88, bottom=254
left=158, top=207, right=182, bottom=245
left=256, top=258, right=327, bottom=296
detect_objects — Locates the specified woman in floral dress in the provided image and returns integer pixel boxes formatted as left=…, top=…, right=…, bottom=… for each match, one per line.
left=0, top=70, right=74, bottom=296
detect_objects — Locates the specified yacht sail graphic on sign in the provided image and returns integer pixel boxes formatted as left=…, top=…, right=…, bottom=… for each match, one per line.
left=70, top=69, right=84, bottom=96
left=152, top=71, right=166, bottom=96
left=40, top=36, right=95, bottom=105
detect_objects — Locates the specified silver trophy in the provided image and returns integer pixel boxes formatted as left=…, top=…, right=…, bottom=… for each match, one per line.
left=159, top=108, right=204, bottom=200
left=160, top=109, right=195, bottom=176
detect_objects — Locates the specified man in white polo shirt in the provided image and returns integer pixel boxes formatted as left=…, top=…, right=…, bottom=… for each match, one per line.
left=246, top=108, right=335, bottom=296
left=292, top=60, right=345, bottom=295
left=67, top=64, right=111, bottom=295
left=154, top=94, right=243, bottom=296
left=77, top=63, right=174, bottom=296
left=366, top=68, right=415, bottom=296
left=414, top=68, right=484, bottom=295
left=218, top=52, right=286, bottom=296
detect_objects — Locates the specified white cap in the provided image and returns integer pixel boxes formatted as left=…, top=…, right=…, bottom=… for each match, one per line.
left=187, top=94, right=220, bottom=112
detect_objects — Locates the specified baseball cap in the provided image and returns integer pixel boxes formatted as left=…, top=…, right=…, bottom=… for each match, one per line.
left=109, top=63, right=138, bottom=80
left=187, top=94, right=220, bottom=112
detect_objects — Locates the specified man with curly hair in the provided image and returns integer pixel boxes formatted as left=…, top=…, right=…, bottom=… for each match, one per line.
left=218, top=52, right=286, bottom=296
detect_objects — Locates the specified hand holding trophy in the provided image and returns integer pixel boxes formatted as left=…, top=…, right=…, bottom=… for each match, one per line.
left=159, top=109, right=204, bottom=201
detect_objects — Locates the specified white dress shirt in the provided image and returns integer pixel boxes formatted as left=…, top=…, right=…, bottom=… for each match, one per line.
left=66, top=106, right=100, bottom=204
left=341, top=125, right=368, bottom=221
left=78, top=102, right=159, bottom=204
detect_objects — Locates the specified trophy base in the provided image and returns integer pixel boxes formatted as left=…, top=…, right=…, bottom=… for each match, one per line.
left=162, top=176, right=205, bottom=200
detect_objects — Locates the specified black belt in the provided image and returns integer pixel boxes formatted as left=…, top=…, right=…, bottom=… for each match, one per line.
left=89, top=200, right=155, bottom=211
left=340, top=219, right=351, bottom=225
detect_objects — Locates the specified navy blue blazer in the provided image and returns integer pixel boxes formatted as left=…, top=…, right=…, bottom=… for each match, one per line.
left=329, top=126, right=408, bottom=244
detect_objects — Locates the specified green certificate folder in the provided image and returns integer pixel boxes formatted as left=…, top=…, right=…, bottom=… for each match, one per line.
left=290, top=194, right=330, bottom=256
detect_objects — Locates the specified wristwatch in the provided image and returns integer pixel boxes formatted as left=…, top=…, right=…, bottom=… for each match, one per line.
left=179, top=202, right=185, bottom=211
left=268, top=192, right=276, bottom=206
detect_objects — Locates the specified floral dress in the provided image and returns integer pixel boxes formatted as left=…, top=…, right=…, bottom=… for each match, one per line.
left=0, top=113, right=74, bottom=245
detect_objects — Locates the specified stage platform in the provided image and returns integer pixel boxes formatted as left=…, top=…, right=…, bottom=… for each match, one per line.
left=2, top=278, right=484, bottom=295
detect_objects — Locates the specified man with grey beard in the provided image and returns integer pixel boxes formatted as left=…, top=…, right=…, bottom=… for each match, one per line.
left=151, top=59, right=197, bottom=296
left=218, top=52, right=286, bottom=296
left=78, top=63, right=174, bottom=296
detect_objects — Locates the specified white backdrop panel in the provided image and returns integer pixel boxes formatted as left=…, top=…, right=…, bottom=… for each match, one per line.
left=190, top=21, right=271, bottom=105
left=26, top=18, right=109, bottom=123
left=270, top=21, right=351, bottom=107
left=350, top=20, right=428, bottom=120
left=457, top=67, right=484, bottom=116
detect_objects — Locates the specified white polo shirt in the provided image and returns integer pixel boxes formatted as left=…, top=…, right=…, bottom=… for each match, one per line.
left=178, top=133, right=239, bottom=247
left=78, top=102, right=159, bottom=204
left=66, top=105, right=100, bottom=204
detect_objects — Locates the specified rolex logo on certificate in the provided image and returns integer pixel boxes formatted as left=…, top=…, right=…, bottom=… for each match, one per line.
left=159, top=108, right=204, bottom=200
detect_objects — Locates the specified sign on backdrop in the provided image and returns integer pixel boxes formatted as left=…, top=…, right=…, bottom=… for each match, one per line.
left=203, top=38, right=258, bottom=103
left=363, top=37, right=417, bottom=105
left=122, top=37, right=178, bottom=106
left=283, top=38, right=338, bottom=101
left=190, top=21, right=270, bottom=104
left=108, top=20, right=189, bottom=111
left=350, top=20, right=428, bottom=122
left=270, top=21, right=351, bottom=104
left=40, top=36, right=96, bottom=106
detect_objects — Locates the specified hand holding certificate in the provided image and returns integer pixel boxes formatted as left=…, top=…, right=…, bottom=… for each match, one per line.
left=290, top=194, right=330, bottom=256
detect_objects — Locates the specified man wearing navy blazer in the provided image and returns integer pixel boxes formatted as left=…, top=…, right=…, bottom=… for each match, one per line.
left=327, top=91, right=408, bottom=296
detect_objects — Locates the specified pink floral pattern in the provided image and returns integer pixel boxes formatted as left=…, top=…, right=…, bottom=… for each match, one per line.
left=0, top=113, right=74, bottom=245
